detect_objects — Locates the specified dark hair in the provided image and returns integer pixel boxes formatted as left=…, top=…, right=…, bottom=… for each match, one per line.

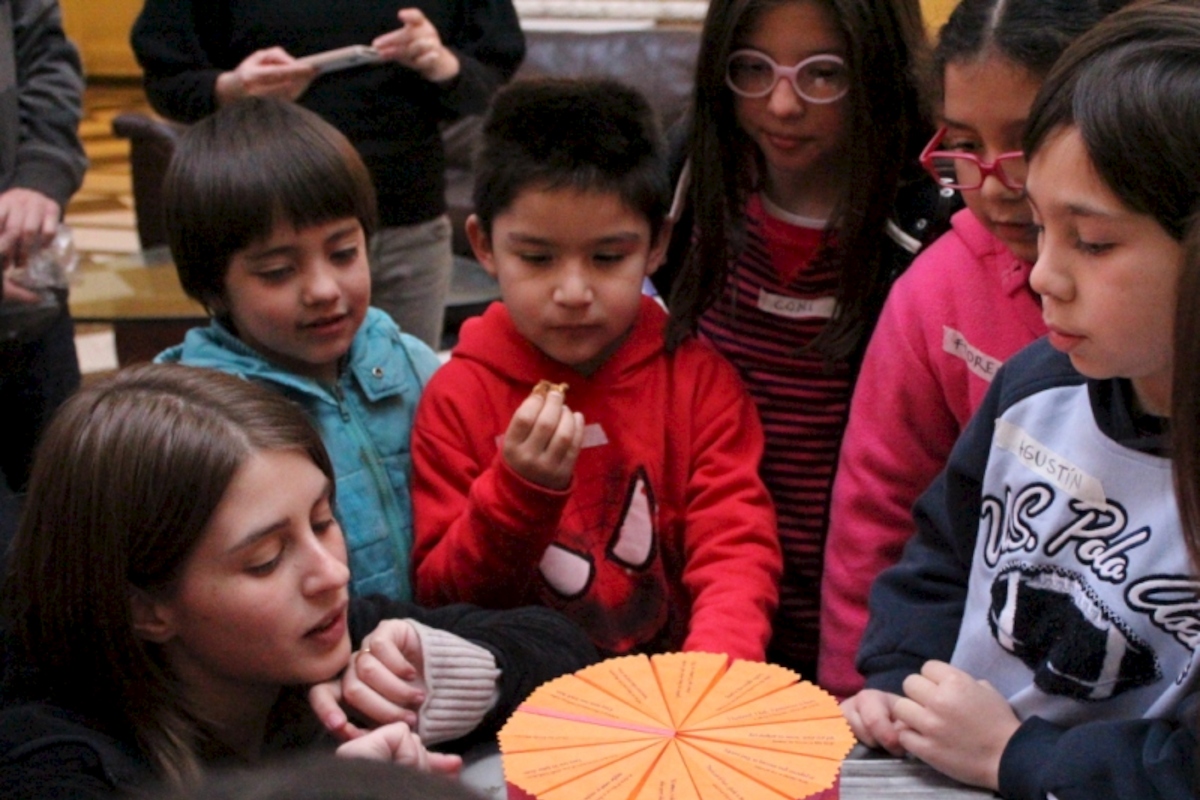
left=472, top=77, right=671, bottom=242
left=1175, top=216, right=1200, bottom=570
left=664, top=0, right=930, bottom=357
left=149, top=755, right=479, bottom=800
left=1, top=363, right=334, bottom=782
left=163, top=97, right=377, bottom=316
left=931, top=0, right=1134, bottom=104
left=1024, top=0, right=1200, bottom=240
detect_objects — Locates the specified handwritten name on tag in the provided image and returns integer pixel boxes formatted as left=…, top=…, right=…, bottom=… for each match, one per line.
left=757, top=289, right=836, bottom=320
left=943, top=326, right=1003, bottom=382
left=994, top=419, right=1106, bottom=505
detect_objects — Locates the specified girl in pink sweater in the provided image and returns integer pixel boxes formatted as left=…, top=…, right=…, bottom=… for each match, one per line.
left=819, top=0, right=1131, bottom=698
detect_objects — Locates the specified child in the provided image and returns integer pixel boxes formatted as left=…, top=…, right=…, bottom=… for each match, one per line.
left=655, top=0, right=950, bottom=677
left=843, top=3, right=1200, bottom=796
left=409, top=78, right=782, bottom=660
left=156, top=97, right=442, bottom=601
left=0, top=363, right=596, bottom=798
left=820, top=0, right=1130, bottom=699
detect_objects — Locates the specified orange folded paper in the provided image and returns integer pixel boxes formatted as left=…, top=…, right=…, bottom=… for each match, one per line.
left=498, top=652, right=855, bottom=800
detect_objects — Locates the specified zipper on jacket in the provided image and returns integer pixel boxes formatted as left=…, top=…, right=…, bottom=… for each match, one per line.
left=332, top=381, right=411, bottom=596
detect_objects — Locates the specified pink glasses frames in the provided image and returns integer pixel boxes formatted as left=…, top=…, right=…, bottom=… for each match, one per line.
left=919, top=127, right=1028, bottom=191
left=725, top=50, right=850, bottom=104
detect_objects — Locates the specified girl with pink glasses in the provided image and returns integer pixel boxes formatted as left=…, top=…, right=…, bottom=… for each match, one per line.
left=820, top=0, right=1131, bottom=699
left=654, top=0, right=946, bottom=681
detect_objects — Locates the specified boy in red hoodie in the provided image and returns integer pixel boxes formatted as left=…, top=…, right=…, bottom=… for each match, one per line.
left=411, top=78, right=781, bottom=660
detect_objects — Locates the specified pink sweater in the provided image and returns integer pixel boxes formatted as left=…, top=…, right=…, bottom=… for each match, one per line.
left=817, top=209, right=1047, bottom=697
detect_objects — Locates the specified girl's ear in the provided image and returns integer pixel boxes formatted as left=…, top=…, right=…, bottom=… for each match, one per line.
left=465, top=215, right=497, bottom=278
left=130, top=587, right=176, bottom=644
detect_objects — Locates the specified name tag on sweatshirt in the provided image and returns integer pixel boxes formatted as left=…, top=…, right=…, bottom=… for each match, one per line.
left=994, top=419, right=1106, bottom=505
left=943, top=326, right=1003, bottom=382
left=757, top=289, right=836, bottom=320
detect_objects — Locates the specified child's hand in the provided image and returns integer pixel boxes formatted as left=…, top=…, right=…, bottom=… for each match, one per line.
left=840, top=689, right=907, bottom=756
left=335, top=720, right=462, bottom=775
left=215, top=47, right=317, bottom=105
left=502, top=387, right=584, bottom=490
left=373, top=9, right=460, bottom=83
left=893, top=660, right=1021, bottom=791
left=309, top=620, right=427, bottom=741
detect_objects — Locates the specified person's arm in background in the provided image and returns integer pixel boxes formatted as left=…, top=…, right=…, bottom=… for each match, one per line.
left=129, top=0, right=225, bottom=122
left=372, top=0, right=524, bottom=120
left=1, top=0, right=86, bottom=278
left=130, top=0, right=315, bottom=123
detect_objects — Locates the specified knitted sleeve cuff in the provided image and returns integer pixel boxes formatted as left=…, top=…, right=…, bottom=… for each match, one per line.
left=409, top=619, right=501, bottom=746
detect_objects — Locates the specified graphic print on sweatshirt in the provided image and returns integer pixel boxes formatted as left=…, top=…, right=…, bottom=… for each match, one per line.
left=952, top=383, right=1200, bottom=724
left=988, top=563, right=1158, bottom=701
left=537, top=465, right=670, bottom=654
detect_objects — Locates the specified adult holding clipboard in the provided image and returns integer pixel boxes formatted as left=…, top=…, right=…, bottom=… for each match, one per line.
left=131, top=0, right=525, bottom=350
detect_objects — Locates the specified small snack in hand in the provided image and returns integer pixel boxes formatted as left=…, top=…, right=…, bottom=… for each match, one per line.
left=533, top=379, right=569, bottom=397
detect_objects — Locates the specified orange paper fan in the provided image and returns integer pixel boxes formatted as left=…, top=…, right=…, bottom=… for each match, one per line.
left=498, top=652, right=855, bottom=800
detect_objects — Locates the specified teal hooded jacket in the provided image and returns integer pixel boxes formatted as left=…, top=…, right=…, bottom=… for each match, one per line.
left=158, top=307, right=441, bottom=599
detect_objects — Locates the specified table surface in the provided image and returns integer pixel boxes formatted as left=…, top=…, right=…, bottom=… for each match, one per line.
left=68, top=247, right=206, bottom=324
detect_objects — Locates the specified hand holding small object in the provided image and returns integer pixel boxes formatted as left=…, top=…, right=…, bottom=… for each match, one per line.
left=215, top=47, right=317, bottom=105
left=0, top=188, right=60, bottom=272
left=503, top=384, right=584, bottom=490
left=309, top=620, right=428, bottom=741
left=373, top=8, right=460, bottom=82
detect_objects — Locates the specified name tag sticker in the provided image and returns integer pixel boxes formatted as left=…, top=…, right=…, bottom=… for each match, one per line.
left=943, top=326, right=1003, bottom=382
left=757, top=289, right=836, bottom=320
left=993, top=419, right=1106, bottom=505
left=580, top=423, right=608, bottom=449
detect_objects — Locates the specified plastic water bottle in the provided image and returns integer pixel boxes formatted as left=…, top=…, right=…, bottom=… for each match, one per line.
left=0, top=225, right=78, bottom=344
left=11, top=224, right=78, bottom=291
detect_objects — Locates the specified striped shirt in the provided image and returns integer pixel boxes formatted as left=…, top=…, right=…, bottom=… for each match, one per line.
left=698, top=193, right=853, bottom=674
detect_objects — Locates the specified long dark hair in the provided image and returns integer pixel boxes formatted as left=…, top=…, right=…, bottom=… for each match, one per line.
left=2, top=363, right=333, bottom=783
left=1177, top=218, right=1200, bottom=570
left=664, top=0, right=930, bottom=358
